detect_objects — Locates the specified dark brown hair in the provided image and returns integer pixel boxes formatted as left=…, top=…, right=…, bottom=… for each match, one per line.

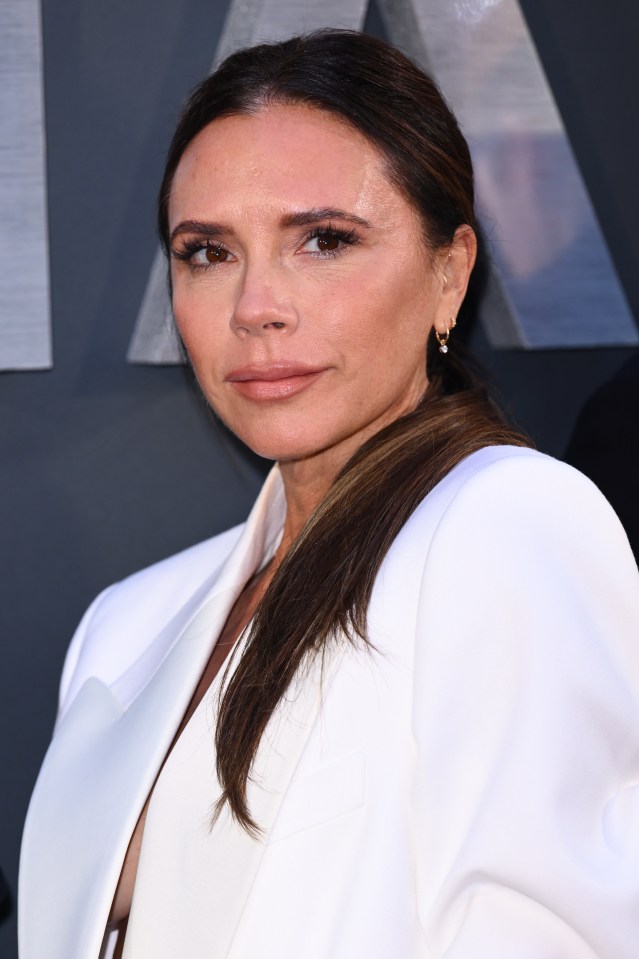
left=159, top=30, right=531, bottom=834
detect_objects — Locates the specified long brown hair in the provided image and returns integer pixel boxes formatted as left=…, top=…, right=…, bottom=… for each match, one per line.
left=158, top=30, right=531, bottom=834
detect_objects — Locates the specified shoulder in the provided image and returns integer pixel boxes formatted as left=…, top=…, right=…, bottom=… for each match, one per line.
left=59, top=523, right=244, bottom=710
left=381, top=445, right=637, bottom=629
left=407, top=448, right=639, bottom=775
left=430, top=444, right=633, bottom=566
left=427, top=442, right=610, bottom=511
left=406, top=444, right=631, bottom=557
left=410, top=445, right=639, bottom=679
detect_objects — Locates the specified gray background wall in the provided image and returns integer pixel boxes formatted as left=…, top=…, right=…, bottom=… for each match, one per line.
left=1, top=1, right=638, bottom=954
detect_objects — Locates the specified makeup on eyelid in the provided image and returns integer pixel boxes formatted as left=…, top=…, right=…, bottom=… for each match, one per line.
left=170, top=224, right=360, bottom=271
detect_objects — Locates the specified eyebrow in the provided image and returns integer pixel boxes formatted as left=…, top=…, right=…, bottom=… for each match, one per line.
left=170, top=220, right=226, bottom=245
left=279, top=208, right=372, bottom=229
left=169, top=208, right=372, bottom=245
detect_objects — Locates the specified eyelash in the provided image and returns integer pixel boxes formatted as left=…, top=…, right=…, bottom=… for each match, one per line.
left=305, top=225, right=359, bottom=256
left=170, top=225, right=360, bottom=271
left=170, top=238, right=219, bottom=269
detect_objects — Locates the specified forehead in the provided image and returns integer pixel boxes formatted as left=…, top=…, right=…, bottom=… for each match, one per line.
left=168, top=103, right=413, bottom=229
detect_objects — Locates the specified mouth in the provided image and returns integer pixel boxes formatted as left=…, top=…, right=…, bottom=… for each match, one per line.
left=224, top=363, right=328, bottom=400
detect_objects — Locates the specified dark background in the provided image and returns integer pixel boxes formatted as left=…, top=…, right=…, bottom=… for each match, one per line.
left=1, top=1, right=638, bottom=954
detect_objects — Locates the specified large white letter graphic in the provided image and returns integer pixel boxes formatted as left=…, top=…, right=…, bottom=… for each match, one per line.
left=0, top=0, right=52, bottom=370
left=377, top=0, right=638, bottom=349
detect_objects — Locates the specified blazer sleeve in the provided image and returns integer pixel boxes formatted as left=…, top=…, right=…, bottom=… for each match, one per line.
left=411, top=453, right=639, bottom=958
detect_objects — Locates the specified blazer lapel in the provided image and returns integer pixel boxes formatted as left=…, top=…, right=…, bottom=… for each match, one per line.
left=21, top=587, right=239, bottom=959
left=111, top=464, right=287, bottom=712
left=201, top=647, right=339, bottom=959
left=20, top=467, right=289, bottom=959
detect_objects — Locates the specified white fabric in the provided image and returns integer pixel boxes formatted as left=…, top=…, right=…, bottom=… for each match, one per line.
left=19, top=446, right=639, bottom=959
left=122, top=663, right=237, bottom=956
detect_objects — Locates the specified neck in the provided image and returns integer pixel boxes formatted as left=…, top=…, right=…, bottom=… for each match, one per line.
left=273, top=442, right=353, bottom=563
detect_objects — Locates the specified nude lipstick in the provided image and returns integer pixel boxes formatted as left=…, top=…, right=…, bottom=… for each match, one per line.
left=224, top=363, right=328, bottom=400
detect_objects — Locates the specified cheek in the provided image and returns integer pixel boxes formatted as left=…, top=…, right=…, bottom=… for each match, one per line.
left=326, top=260, right=432, bottom=370
left=171, top=284, right=228, bottom=366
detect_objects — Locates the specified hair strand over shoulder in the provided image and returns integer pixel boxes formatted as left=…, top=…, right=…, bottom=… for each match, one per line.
left=158, top=29, right=533, bottom=834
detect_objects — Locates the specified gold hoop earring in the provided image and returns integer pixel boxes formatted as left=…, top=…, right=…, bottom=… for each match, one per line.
left=435, top=316, right=457, bottom=354
left=435, top=329, right=450, bottom=354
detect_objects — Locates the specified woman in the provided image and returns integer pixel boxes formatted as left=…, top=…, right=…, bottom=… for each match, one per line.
left=20, top=30, right=639, bottom=959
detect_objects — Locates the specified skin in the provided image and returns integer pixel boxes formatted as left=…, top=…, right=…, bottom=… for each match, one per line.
left=168, top=103, right=476, bottom=560
left=109, top=103, right=476, bottom=944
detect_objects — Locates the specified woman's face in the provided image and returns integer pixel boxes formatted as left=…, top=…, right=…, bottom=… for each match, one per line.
left=168, top=103, right=454, bottom=467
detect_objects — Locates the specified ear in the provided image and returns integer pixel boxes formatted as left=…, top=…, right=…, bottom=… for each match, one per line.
left=433, top=225, right=477, bottom=337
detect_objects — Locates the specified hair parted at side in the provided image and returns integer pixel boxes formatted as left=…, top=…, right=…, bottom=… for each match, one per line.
left=158, top=29, right=475, bottom=254
left=158, top=29, right=532, bottom=835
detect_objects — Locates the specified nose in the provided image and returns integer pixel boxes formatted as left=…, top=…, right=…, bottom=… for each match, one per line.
left=230, top=263, right=298, bottom=337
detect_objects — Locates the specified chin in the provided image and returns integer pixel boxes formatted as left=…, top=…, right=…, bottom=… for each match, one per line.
left=242, top=438, right=322, bottom=464
left=232, top=423, right=336, bottom=465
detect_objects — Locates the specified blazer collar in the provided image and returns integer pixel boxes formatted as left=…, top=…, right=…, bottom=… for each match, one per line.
left=21, top=464, right=328, bottom=959
left=111, top=463, right=287, bottom=712
left=121, top=646, right=334, bottom=959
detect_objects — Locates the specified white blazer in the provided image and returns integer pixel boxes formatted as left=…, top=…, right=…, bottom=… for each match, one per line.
left=19, top=446, right=639, bottom=959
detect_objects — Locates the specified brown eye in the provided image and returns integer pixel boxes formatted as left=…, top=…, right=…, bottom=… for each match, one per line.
left=316, top=234, right=340, bottom=252
left=205, top=244, right=229, bottom=263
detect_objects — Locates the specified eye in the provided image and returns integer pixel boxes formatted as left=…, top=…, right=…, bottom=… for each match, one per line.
left=302, top=226, right=358, bottom=257
left=171, top=239, right=233, bottom=271
left=311, top=233, right=341, bottom=253
left=204, top=243, right=230, bottom=264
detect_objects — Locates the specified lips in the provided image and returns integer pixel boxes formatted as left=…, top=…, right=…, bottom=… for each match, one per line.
left=224, top=363, right=328, bottom=400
